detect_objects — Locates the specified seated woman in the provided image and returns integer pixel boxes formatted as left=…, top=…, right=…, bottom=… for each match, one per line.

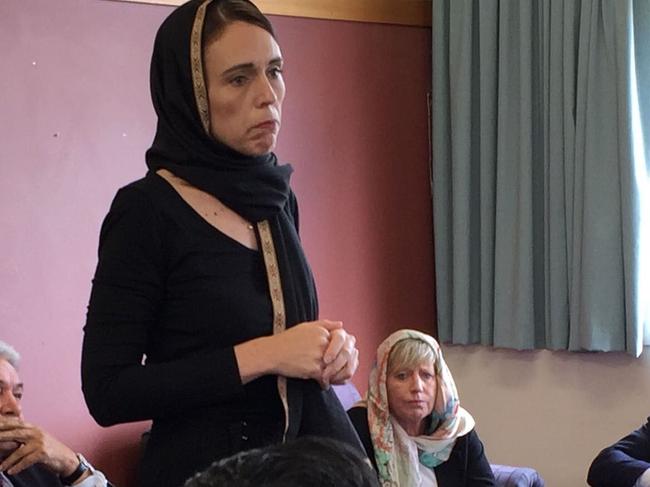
left=348, top=329, right=495, bottom=486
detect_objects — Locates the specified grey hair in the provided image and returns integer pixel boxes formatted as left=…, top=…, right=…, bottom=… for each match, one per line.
left=0, top=340, right=20, bottom=369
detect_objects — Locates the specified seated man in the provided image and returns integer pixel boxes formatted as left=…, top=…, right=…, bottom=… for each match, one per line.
left=0, top=340, right=111, bottom=487
left=588, top=418, right=650, bottom=487
left=183, top=435, right=378, bottom=487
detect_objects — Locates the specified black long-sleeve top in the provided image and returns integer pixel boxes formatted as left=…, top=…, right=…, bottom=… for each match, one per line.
left=82, top=173, right=290, bottom=486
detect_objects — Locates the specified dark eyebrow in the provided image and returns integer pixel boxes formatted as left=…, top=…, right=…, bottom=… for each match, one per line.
left=221, top=57, right=284, bottom=78
left=221, top=62, right=255, bottom=78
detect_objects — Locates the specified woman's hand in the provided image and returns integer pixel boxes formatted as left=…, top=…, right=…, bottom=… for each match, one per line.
left=234, top=319, right=359, bottom=387
left=268, top=320, right=341, bottom=382
left=321, top=328, right=359, bottom=387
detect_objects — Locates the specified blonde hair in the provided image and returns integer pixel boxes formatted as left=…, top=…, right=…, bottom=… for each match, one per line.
left=387, top=338, right=436, bottom=374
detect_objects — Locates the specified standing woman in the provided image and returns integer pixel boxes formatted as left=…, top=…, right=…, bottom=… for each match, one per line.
left=81, top=2, right=361, bottom=486
left=348, top=330, right=495, bottom=486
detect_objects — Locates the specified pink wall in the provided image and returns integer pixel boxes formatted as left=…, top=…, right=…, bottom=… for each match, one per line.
left=0, top=1, right=433, bottom=484
left=273, top=14, right=434, bottom=394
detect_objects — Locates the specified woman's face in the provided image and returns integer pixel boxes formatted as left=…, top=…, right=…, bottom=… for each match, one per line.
left=203, top=21, right=285, bottom=156
left=386, top=360, right=437, bottom=436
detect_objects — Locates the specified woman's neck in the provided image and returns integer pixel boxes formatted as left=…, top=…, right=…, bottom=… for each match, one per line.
left=399, top=419, right=425, bottom=437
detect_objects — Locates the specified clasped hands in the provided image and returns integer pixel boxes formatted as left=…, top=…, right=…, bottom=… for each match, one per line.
left=273, top=319, right=359, bottom=388
left=0, top=417, right=80, bottom=478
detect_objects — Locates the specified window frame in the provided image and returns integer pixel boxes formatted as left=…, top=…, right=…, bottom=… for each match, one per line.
left=104, top=0, right=432, bottom=27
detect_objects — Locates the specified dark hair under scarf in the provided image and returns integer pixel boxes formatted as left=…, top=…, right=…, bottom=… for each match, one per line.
left=145, top=0, right=363, bottom=452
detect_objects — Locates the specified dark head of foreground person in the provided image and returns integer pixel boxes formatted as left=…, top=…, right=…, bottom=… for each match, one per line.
left=81, top=1, right=362, bottom=487
left=184, top=436, right=379, bottom=487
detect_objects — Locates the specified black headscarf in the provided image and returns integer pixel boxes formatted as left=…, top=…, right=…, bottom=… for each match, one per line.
left=144, top=0, right=363, bottom=451
left=145, top=0, right=293, bottom=222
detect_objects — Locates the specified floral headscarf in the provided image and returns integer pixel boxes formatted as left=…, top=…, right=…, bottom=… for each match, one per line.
left=366, top=329, right=475, bottom=486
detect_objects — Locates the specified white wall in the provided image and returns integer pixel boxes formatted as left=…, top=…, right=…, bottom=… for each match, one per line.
left=443, top=345, right=650, bottom=486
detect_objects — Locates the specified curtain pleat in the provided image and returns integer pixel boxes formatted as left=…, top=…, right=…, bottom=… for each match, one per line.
left=432, top=0, right=644, bottom=353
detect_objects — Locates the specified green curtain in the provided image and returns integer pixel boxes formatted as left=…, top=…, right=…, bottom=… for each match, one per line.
left=633, top=0, right=650, bottom=346
left=432, top=0, right=646, bottom=353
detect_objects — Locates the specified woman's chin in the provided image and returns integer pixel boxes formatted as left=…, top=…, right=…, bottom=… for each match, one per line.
left=242, top=135, right=277, bottom=156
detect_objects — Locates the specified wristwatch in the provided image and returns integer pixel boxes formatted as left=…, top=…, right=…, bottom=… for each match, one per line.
left=60, top=453, right=93, bottom=486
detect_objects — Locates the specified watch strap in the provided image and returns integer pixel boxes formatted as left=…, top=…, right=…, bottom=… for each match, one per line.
left=60, top=453, right=91, bottom=486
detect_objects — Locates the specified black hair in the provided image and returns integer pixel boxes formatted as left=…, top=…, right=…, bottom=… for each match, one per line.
left=183, top=436, right=379, bottom=487
left=203, top=0, right=275, bottom=47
